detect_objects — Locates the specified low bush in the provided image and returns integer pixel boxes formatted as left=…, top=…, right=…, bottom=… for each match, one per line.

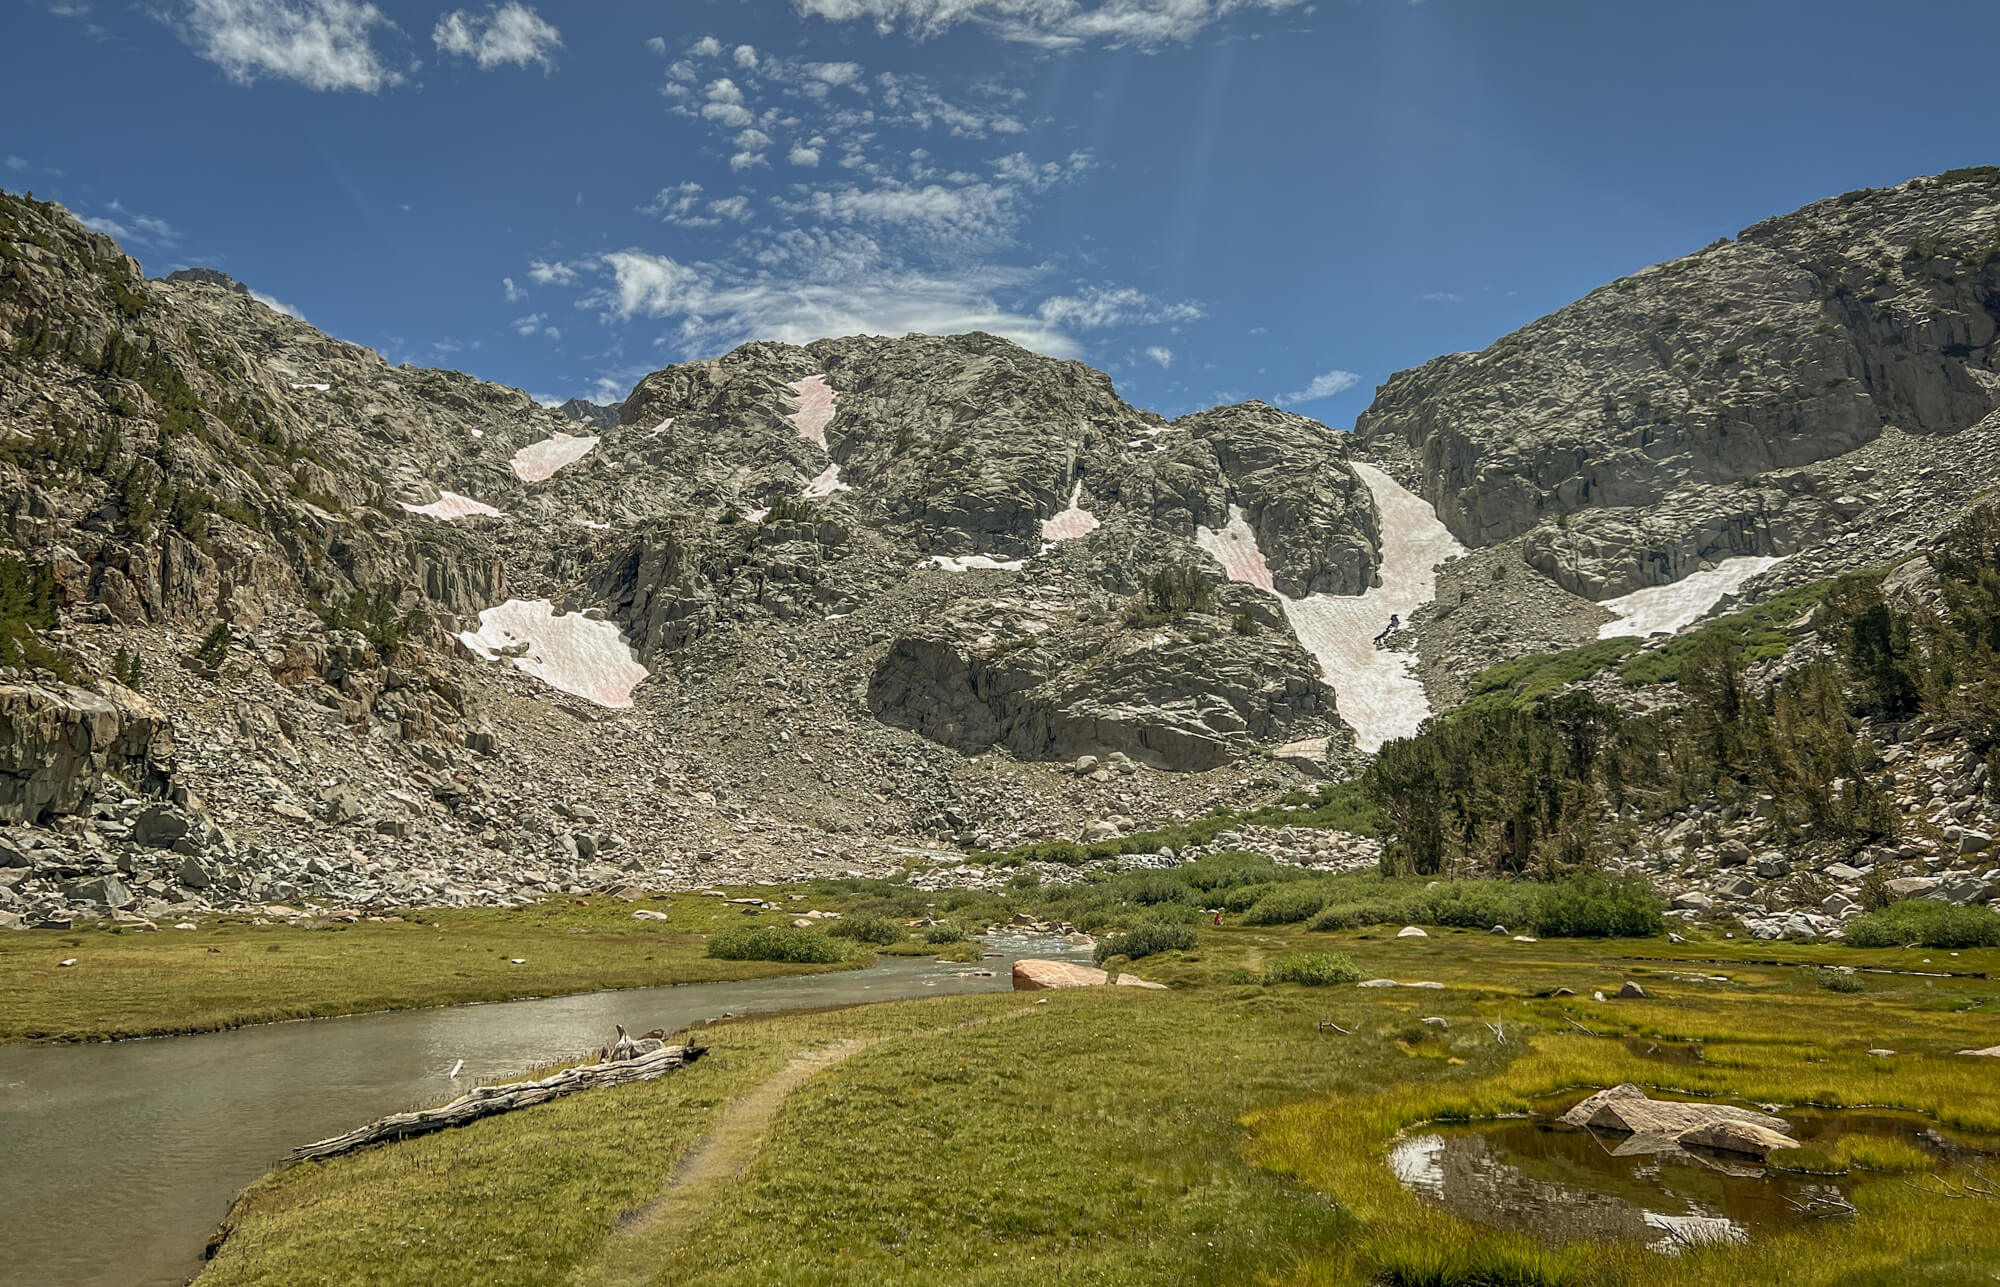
left=1093, top=920, right=1197, bottom=963
left=705, top=926, right=847, bottom=964
left=923, top=922, right=968, bottom=944
left=1845, top=900, right=2000, bottom=949
left=1263, top=952, right=1363, bottom=986
left=1813, top=967, right=1865, bottom=993
left=826, top=911, right=907, bottom=946
left=1242, top=885, right=1332, bottom=926
left=1531, top=875, right=1663, bottom=938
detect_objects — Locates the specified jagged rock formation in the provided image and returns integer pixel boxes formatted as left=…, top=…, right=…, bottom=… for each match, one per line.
left=1357, top=169, right=2000, bottom=598
left=557, top=398, right=620, bottom=431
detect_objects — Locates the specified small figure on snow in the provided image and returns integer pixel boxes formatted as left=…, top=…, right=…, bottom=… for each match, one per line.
left=1373, top=613, right=1400, bottom=646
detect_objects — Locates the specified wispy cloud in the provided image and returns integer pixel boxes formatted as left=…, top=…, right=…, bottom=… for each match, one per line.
left=433, top=3, right=560, bottom=71
left=1144, top=345, right=1174, bottom=368
left=791, top=0, right=1308, bottom=48
left=1036, top=285, right=1202, bottom=330
left=250, top=288, right=305, bottom=320
left=170, top=0, right=406, bottom=92
left=1419, top=291, right=1463, bottom=303
left=80, top=200, right=180, bottom=247
left=1282, top=369, right=1361, bottom=403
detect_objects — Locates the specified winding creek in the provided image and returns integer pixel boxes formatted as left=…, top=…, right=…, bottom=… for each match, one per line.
left=0, top=934, right=1091, bottom=1287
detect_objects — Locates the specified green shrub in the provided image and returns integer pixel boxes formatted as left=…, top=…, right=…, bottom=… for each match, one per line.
left=1845, top=900, right=2000, bottom=949
left=1242, top=885, right=1331, bottom=926
left=1532, top=875, right=1662, bottom=938
left=1263, top=952, right=1363, bottom=986
left=1813, top=967, right=1865, bottom=993
left=826, top=911, right=906, bottom=946
left=1306, top=903, right=1366, bottom=932
left=1093, top=920, right=1197, bottom=963
left=705, top=926, right=847, bottom=963
left=923, top=922, right=968, bottom=944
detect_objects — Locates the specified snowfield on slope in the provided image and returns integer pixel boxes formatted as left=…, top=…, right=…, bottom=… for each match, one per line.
left=1596, top=556, right=1784, bottom=638
left=398, top=491, right=502, bottom=522
left=788, top=375, right=837, bottom=447
left=1198, top=462, right=1464, bottom=752
left=458, top=600, right=648, bottom=708
left=510, top=432, right=598, bottom=482
left=1040, top=482, right=1101, bottom=543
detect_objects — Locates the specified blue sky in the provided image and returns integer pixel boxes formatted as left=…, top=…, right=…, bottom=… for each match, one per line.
left=6, top=0, right=1997, bottom=420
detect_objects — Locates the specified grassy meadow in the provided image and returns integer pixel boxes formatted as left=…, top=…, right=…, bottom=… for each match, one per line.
left=191, top=910, right=2000, bottom=1287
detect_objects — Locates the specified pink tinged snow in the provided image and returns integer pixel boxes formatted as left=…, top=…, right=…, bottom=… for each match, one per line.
left=788, top=375, right=837, bottom=448
left=1194, top=508, right=1275, bottom=592
left=457, top=599, right=648, bottom=709
left=1198, top=463, right=1465, bottom=753
left=398, top=491, right=502, bottom=522
left=926, top=554, right=1027, bottom=572
left=802, top=464, right=851, bottom=499
left=1596, top=556, right=1784, bottom=639
left=510, top=431, right=598, bottom=482
left=648, top=417, right=674, bottom=437
left=1040, top=482, right=1101, bottom=543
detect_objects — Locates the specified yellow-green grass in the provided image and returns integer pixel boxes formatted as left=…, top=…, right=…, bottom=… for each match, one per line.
left=0, top=891, right=866, bottom=1043
left=194, top=929, right=2000, bottom=1286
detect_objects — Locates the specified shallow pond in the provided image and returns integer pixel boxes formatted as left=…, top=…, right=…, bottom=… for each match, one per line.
left=1389, top=1107, right=1987, bottom=1254
left=0, top=932, right=1089, bottom=1287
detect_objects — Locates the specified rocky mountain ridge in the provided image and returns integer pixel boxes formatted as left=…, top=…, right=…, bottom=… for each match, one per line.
left=2, top=169, right=2000, bottom=937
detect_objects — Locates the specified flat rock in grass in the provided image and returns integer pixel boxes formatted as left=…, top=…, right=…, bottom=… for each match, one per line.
left=1114, top=974, right=1168, bottom=989
left=1560, top=1083, right=1649, bottom=1127
left=1960, top=1045, right=2000, bottom=1057
left=1357, top=978, right=1400, bottom=987
left=1589, top=1098, right=1791, bottom=1137
left=1396, top=926, right=1428, bottom=938
left=1012, top=959, right=1108, bottom=990
left=1679, top=1120, right=1801, bottom=1159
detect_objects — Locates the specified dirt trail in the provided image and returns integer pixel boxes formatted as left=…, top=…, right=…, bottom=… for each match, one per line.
left=577, top=1007, right=1035, bottom=1286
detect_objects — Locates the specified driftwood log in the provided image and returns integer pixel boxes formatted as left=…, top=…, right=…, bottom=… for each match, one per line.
left=290, top=1044, right=708, bottom=1161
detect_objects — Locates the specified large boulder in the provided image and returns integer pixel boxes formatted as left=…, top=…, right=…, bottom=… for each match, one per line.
left=1012, top=959, right=1109, bottom=990
left=1678, top=1120, right=1801, bottom=1159
left=0, top=682, right=173, bottom=823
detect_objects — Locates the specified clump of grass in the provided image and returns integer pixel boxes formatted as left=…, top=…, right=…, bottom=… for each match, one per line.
left=1093, top=920, right=1196, bottom=963
left=1813, top=966, right=1865, bottom=993
left=1845, top=900, right=2000, bottom=949
left=1531, top=875, right=1663, bottom=938
left=922, top=922, right=967, bottom=945
left=706, top=926, right=848, bottom=963
left=1262, top=952, right=1362, bottom=986
left=826, top=911, right=906, bottom=946
left=1242, top=885, right=1331, bottom=926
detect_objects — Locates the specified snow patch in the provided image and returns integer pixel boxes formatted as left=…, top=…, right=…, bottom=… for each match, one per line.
left=289, top=381, right=330, bottom=392
left=1596, top=556, right=1784, bottom=639
left=457, top=599, right=647, bottom=709
left=926, top=554, right=1027, bottom=573
left=744, top=506, right=772, bottom=524
left=510, top=431, right=598, bottom=482
left=648, top=416, right=674, bottom=437
left=1198, top=463, right=1464, bottom=753
left=1040, top=482, right=1100, bottom=543
left=398, top=491, right=502, bottom=522
left=802, top=463, right=852, bottom=499
left=788, top=374, right=837, bottom=448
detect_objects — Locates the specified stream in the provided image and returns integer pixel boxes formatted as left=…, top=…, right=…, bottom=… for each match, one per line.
left=0, top=933, right=1090, bottom=1287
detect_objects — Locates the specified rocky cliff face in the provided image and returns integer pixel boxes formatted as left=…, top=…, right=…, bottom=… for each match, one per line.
left=1355, top=170, right=2000, bottom=584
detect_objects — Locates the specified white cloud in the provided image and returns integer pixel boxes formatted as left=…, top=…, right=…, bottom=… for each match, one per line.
left=645, top=35, right=665, bottom=54
left=172, top=0, right=405, bottom=93
left=80, top=200, right=180, bottom=247
left=1282, top=369, right=1361, bottom=403
left=503, top=275, right=524, bottom=301
left=806, top=60, right=863, bottom=87
left=789, top=144, right=822, bottom=167
left=512, top=311, right=543, bottom=335
left=729, top=150, right=769, bottom=172
left=1036, top=285, right=1202, bottom=330
left=792, top=0, right=1308, bottom=47
left=689, top=34, right=721, bottom=57
left=990, top=149, right=1093, bottom=192
left=4, top=156, right=27, bottom=172
left=1145, top=345, right=1173, bottom=368
left=707, top=195, right=753, bottom=222
left=250, top=288, right=305, bottom=319
left=734, top=128, right=773, bottom=151
left=643, top=182, right=717, bottom=226
left=433, top=3, right=560, bottom=71
left=1419, top=291, right=1463, bottom=303
left=733, top=42, right=758, bottom=68
left=599, top=250, right=706, bottom=320
left=528, top=258, right=579, bottom=285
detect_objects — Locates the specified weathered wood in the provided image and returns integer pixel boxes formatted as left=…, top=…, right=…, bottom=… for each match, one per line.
left=289, top=1044, right=707, bottom=1161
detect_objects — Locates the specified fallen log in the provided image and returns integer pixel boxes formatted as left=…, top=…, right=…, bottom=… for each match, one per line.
left=290, top=1044, right=707, bottom=1161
